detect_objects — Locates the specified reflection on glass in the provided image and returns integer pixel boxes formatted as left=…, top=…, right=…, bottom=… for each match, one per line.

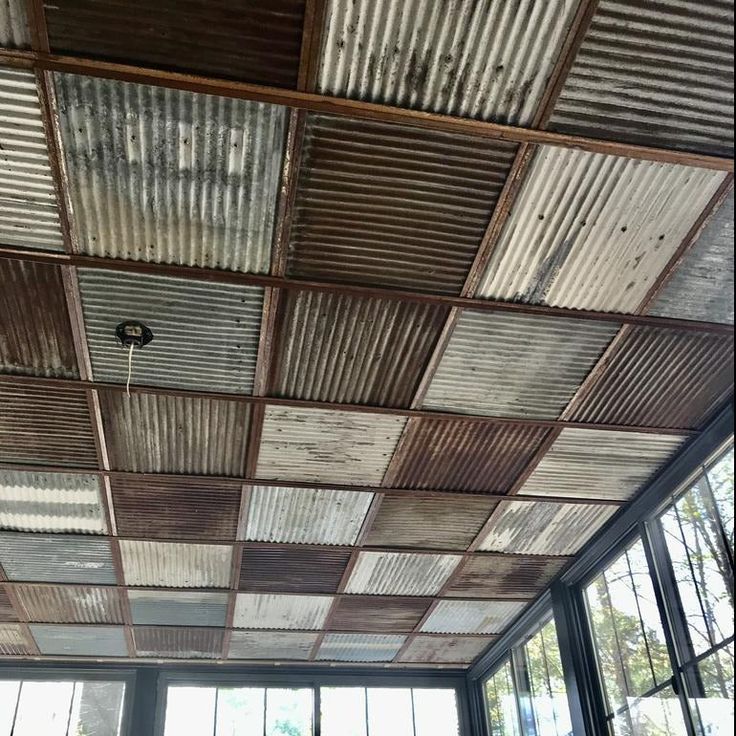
left=484, top=660, right=521, bottom=736
left=612, top=689, right=689, bottom=736
left=412, top=689, right=460, bottom=736
left=68, top=681, right=126, bottom=736
left=691, top=644, right=735, bottom=736
left=265, top=688, right=313, bottom=736
left=367, top=689, right=414, bottom=736
left=216, top=688, right=265, bottom=736
left=708, top=450, right=734, bottom=556
left=163, top=687, right=216, bottom=736
left=321, top=688, right=367, bottom=736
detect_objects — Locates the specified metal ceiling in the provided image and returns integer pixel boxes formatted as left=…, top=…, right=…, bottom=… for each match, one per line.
left=0, top=1, right=28, bottom=48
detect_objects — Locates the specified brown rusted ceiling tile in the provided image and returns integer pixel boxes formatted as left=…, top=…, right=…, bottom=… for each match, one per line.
left=0, top=624, right=34, bottom=655
left=45, top=0, right=307, bottom=88
left=133, top=626, right=224, bottom=659
left=0, top=587, right=18, bottom=622
left=328, top=596, right=431, bottom=633
left=286, top=113, right=518, bottom=294
left=14, top=585, right=125, bottom=624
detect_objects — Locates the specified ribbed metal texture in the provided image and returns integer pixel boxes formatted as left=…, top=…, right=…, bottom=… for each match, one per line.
left=345, top=552, right=461, bottom=596
left=0, top=588, right=17, bottom=621
left=47, top=0, right=306, bottom=87
left=422, top=600, right=527, bottom=634
left=569, top=328, right=734, bottom=429
left=0, top=624, right=32, bottom=655
left=239, top=546, right=351, bottom=594
left=384, top=418, right=550, bottom=494
left=550, top=0, right=735, bottom=156
left=133, top=626, right=224, bottom=659
left=519, top=429, right=686, bottom=501
left=228, top=631, right=319, bottom=660
left=55, top=73, right=286, bottom=271
left=256, top=406, right=407, bottom=485
left=329, top=597, right=431, bottom=633
left=649, top=191, right=734, bottom=324
left=0, top=0, right=29, bottom=48
left=15, top=585, right=125, bottom=624
left=317, top=633, right=407, bottom=662
left=364, top=495, right=497, bottom=551
left=274, top=290, right=449, bottom=407
left=0, top=382, right=98, bottom=468
left=129, top=591, right=228, bottom=627
left=99, top=391, right=251, bottom=475
left=79, top=269, right=264, bottom=393
left=119, top=541, right=233, bottom=588
left=31, top=624, right=128, bottom=656
left=478, top=501, right=619, bottom=556
left=111, top=476, right=242, bottom=541
left=0, top=470, right=106, bottom=534
left=286, top=113, right=518, bottom=294
left=0, top=533, right=116, bottom=584
left=400, top=635, right=493, bottom=664
left=0, top=66, right=64, bottom=250
left=233, top=593, right=333, bottom=630
left=423, top=310, right=619, bottom=418
left=0, top=260, right=78, bottom=378
left=477, top=147, right=727, bottom=312
left=244, top=486, right=373, bottom=546
left=317, top=0, right=579, bottom=125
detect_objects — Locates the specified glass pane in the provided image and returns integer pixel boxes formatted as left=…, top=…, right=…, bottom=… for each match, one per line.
left=690, top=644, right=735, bottom=736
left=321, top=688, right=367, bottom=736
left=367, top=689, right=414, bottom=736
left=708, top=450, right=734, bottom=556
left=484, top=660, right=521, bottom=736
left=163, top=687, right=216, bottom=736
left=69, top=681, right=126, bottom=736
left=611, top=688, right=688, bottom=736
left=13, top=681, right=75, bottom=736
left=265, top=689, right=313, bottom=736
left=216, top=688, right=265, bottom=736
left=413, top=689, right=460, bottom=736
left=0, top=681, right=20, bottom=736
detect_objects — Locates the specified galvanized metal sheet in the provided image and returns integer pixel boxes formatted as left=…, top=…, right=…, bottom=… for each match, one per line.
left=422, top=600, right=527, bottom=634
left=477, top=147, right=727, bottom=312
left=329, top=597, right=431, bottom=633
left=14, top=585, right=125, bottom=624
left=286, top=113, right=518, bottom=294
left=0, top=66, right=64, bottom=250
left=233, top=593, right=333, bottom=630
left=0, top=588, right=16, bottom=621
left=345, top=552, right=462, bottom=596
left=317, top=0, right=579, bottom=125
left=79, top=269, right=264, bottom=393
left=228, top=630, right=319, bottom=660
left=399, top=635, right=493, bottom=664
left=31, top=624, right=128, bottom=656
left=243, top=486, right=373, bottom=546
left=423, top=310, right=620, bottom=418
left=256, top=406, right=407, bottom=485
left=133, top=626, right=223, bottom=659
left=0, top=0, right=30, bottom=48
left=550, top=0, right=734, bottom=156
left=317, top=633, right=407, bottom=662
left=478, top=501, right=619, bottom=556
left=55, top=73, right=286, bottom=272
left=0, top=533, right=116, bottom=584
left=519, top=429, right=686, bottom=501
left=119, top=540, right=233, bottom=588
left=128, top=591, right=229, bottom=627
left=0, top=623, right=33, bottom=654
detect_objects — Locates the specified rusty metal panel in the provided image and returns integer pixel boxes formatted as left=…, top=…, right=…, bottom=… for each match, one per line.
left=0, top=1, right=30, bottom=48
left=317, top=633, right=407, bottom=662
left=273, top=290, right=449, bottom=407
left=99, top=391, right=251, bottom=475
left=31, top=624, right=128, bottom=656
left=79, top=269, right=264, bottom=393
left=478, top=501, right=619, bottom=556
left=243, top=486, right=373, bottom=546
left=133, top=626, right=223, bottom=659
left=119, top=540, right=233, bottom=588
left=384, top=418, right=550, bottom=494
left=0, top=260, right=78, bottom=378
left=0, top=623, right=33, bottom=654
left=0, top=587, right=18, bottom=621
left=345, top=551, right=462, bottom=596
left=329, top=597, right=431, bottom=633
left=423, top=310, right=619, bottom=418
left=0, top=533, right=116, bottom=584
left=239, top=546, right=350, bottom=594
left=55, top=73, right=287, bottom=272
left=317, top=0, right=579, bottom=125
left=550, top=0, right=734, bottom=156
left=256, top=406, right=407, bottom=485
left=111, top=475, right=242, bottom=541
left=228, top=630, right=319, bottom=660
left=422, top=600, right=527, bottom=635
left=0, top=470, right=106, bottom=534
left=477, top=147, right=727, bottom=312
left=399, top=635, right=494, bottom=664
left=128, top=591, right=228, bottom=627
left=0, top=67, right=64, bottom=250
left=233, top=593, right=333, bottom=630
left=15, top=585, right=125, bottom=624
left=570, top=328, right=734, bottom=429
left=364, top=495, right=497, bottom=551
left=286, top=113, right=518, bottom=294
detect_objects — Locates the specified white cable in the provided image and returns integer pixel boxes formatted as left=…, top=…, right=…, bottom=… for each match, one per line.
left=126, top=342, right=135, bottom=398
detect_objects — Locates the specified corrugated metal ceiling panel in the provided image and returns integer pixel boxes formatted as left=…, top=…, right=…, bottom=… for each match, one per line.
left=399, top=635, right=493, bottom=664
left=0, top=624, right=33, bottom=655
left=0, top=1, right=30, bottom=48
left=55, top=73, right=286, bottom=272
left=477, top=147, right=727, bottom=312
left=286, top=113, right=518, bottom=294
left=133, top=626, right=223, bottom=659
left=317, top=0, right=580, bottom=125
left=228, top=631, right=319, bottom=660
left=0, top=588, right=17, bottom=621
left=79, top=269, right=264, bottom=393
left=422, top=600, right=527, bottom=634
left=233, top=593, right=333, bottom=630
left=128, top=591, right=229, bottom=627
left=329, top=597, right=431, bottom=633
left=256, top=406, right=407, bottom=485
left=15, top=585, right=125, bottom=624
left=423, top=310, right=619, bottom=418
left=317, top=633, right=407, bottom=662
left=31, top=624, right=128, bottom=656
left=550, top=0, right=734, bottom=156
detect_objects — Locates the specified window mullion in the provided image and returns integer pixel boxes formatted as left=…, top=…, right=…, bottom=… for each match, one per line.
left=511, top=647, right=536, bottom=736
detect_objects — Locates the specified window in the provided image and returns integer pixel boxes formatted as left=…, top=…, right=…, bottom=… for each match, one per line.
left=484, top=659, right=521, bottom=736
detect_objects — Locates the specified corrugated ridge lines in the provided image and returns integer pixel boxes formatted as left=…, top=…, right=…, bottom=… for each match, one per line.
left=14, top=585, right=125, bottom=624
left=134, top=626, right=223, bottom=657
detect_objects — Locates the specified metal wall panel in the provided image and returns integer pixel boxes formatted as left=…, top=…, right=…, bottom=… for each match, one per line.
left=55, top=73, right=286, bottom=272
left=519, top=429, right=686, bottom=501
left=329, top=597, right=431, bottom=633
left=477, top=147, right=727, bottom=313
left=243, top=486, right=373, bottom=546
left=399, top=635, right=493, bottom=664
left=31, top=624, right=128, bottom=656
left=233, top=593, right=333, bottom=630
left=286, top=113, right=518, bottom=294
left=79, top=269, right=264, bottom=393
left=273, top=290, right=449, bottom=407
left=0, top=67, right=64, bottom=250
left=317, top=633, right=407, bottom=662
left=0, top=260, right=78, bottom=378
left=256, top=406, right=406, bottom=485
left=228, top=631, right=319, bottom=660
left=133, top=626, right=224, bottom=659
left=422, top=600, right=527, bottom=635
left=0, top=0, right=29, bottom=48
left=15, top=585, right=125, bottom=624
left=0, top=624, right=33, bottom=655
left=317, top=0, right=580, bottom=125
left=0, top=470, right=106, bottom=534
left=128, top=591, right=229, bottom=627
left=550, top=0, right=734, bottom=156
left=0, top=588, right=16, bottom=621
left=423, top=310, right=619, bottom=418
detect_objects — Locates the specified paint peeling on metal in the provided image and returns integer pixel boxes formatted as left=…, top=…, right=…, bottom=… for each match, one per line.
left=15, top=585, right=125, bottom=624
left=128, top=591, right=229, bottom=627
left=228, top=631, right=319, bottom=660
left=317, top=633, right=407, bottom=662
left=0, top=624, right=32, bottom=655
left=133, top=626, right=223, bottom=659
left=330, top=597, right=430, bottom=633
left=0, top=1, right=30, bottom=48
left=477, top=147, right=727, bottom=313
left=54, top=73, right=286, bottom=272
left=421, top=600, right=527, bottom=635
left=233, top=593, right=333, bottom=630
left=399, top=635, right=494, bottom=664
left=31, top=624, right=128, bottom=656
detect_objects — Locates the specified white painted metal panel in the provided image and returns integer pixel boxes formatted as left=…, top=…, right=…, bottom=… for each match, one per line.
left=421, top=600, right=527, bottom=634
left=317, top=633, right=407, bottom=662
left=233, top=593, right=334, bottom=630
